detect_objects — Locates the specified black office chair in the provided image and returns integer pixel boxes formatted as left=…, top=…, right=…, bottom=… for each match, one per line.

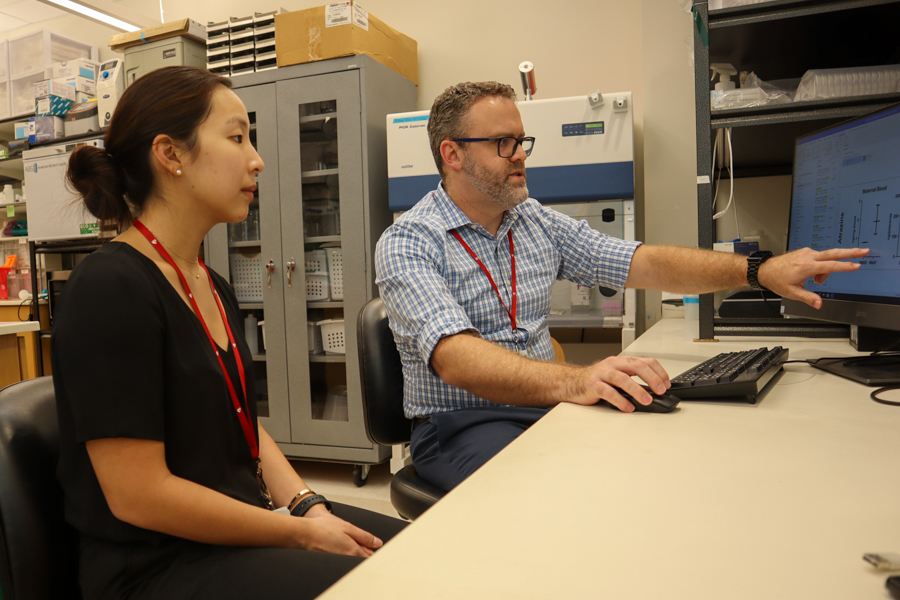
left=357, top=298, right=446, bottom=520
left=0, top=376, right=81, bottom=600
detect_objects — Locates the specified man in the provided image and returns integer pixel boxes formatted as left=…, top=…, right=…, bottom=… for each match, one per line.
left=374, top=81, right=867, bottom=492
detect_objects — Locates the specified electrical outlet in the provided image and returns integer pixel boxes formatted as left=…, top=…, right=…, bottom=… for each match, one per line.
left=613, top=96, right=628, bottom=112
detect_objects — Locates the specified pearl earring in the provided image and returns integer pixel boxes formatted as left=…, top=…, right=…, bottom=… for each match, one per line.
left=176, top=169, right=182, bottom=176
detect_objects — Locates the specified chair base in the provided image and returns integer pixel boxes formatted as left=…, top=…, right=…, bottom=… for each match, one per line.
left=390, top=465, right=446, bottom=520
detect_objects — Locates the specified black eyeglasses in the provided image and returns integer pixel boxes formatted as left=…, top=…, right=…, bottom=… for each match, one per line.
left=451, top=136, right=535, bottom=158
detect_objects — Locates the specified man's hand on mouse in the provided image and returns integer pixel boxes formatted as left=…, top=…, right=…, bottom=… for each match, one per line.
left=569, top=355, right=670, bottom=412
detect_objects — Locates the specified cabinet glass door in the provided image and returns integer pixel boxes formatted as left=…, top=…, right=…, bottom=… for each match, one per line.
left=224, top=83, right=290, bottom=443
left=277, top=71, right=370, bottom=448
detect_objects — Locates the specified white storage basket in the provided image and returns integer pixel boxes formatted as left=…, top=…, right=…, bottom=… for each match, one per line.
left=304, top=249, right=328, bottom=274
left=317, top=319, right=345, bottom=354
left=325, top=247, right=343, bottom=300
left=229, top=252, right=263, bottom=302
left=306, top=273, right=330, bottom=301
left=307, top=321, right=323, bottom=354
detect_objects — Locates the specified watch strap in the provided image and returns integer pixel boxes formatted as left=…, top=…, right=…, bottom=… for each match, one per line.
left=291, top=494, right=333, bottom=517
left=747, top=251, right=773, bottom=291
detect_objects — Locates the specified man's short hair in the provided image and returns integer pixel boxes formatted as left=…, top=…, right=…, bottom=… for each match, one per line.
left=428, top=81, right=517, bottom=178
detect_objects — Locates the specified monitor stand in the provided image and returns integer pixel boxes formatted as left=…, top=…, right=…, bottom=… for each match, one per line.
left=810, top=354, right=900, bottom=386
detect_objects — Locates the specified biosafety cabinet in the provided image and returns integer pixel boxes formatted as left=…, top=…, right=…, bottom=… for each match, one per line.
left=204, top=56, right=415, bottom=483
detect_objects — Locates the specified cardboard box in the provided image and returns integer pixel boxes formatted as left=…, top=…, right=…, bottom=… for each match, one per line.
left=75, top=91, right=95, bottom=104
left=35, top=96, right=72, bottom=117
left=108, top=18, right=207, bottom=51
left=34, top=79, right=76, bottom=100
left=53, top=58, right=100, bottom=80
left=56, top=76, right=96, bottom=96
left=14, top=121, right=31, bottom=140
left=275, top=4, right=418, bottom=85
left=28, top=116, right=65, bottom=143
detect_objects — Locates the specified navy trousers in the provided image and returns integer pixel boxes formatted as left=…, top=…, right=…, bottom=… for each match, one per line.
left=409, top=406, right=550, bottom=491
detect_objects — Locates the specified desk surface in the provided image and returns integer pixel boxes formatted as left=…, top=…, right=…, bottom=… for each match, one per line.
left=0, top=321, right=39, bottom=335
left=321, top=319, right=900, bottom=600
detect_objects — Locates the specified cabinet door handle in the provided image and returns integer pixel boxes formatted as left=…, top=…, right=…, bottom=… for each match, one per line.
left=266, top=260, right=275, bottom=288
left=286, top=258, right=296, bottom=287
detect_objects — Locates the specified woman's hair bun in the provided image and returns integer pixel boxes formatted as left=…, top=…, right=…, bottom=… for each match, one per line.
left=66, top=144, right=131, bottom=227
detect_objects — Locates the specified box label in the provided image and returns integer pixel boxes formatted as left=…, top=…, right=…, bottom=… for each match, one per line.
left=163, top=48, right=176, bottom=59
left=326, top=2, right=352, bottom=27
left=352, top=2, right=369, bottom=30
left=80, top=223, right=100, bottom=235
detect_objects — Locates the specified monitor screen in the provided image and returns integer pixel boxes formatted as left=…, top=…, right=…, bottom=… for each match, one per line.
left=782, top=102, right=900, bottom=338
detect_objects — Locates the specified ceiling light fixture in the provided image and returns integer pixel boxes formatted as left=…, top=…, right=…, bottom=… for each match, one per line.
left=35, top=0, right=159, bottom=32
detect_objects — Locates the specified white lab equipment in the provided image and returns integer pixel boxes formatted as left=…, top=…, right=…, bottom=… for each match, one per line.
left=386, top=92, right=635, bottom=211
left=96, top=58, right=124, bottom=128
left=22, top=139, right=102, bottom=242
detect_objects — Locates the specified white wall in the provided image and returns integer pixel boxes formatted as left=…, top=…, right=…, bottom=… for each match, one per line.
left=3, top=0, right=714, bottom=332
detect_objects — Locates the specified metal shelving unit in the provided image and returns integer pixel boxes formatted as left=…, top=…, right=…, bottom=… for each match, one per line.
left=692, top=0, right=900, bottom=339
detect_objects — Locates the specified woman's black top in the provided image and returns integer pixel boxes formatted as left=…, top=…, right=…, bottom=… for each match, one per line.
left=51, top=242, right=262, bottom=543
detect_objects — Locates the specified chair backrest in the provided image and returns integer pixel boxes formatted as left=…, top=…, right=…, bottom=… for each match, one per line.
left=0, top=377, right=80, bottom=600
left=357, top=298, right=413, bottom=446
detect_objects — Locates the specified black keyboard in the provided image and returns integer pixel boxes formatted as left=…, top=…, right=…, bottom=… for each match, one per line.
left=669, top=346, right=789, bottom=402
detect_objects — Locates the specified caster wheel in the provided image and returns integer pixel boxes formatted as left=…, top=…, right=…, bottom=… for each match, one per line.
left=352, top=464, right=370, bottom=487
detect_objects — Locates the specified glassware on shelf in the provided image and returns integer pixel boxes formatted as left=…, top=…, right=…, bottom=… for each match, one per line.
left=245, top=207, right=260, bottom=241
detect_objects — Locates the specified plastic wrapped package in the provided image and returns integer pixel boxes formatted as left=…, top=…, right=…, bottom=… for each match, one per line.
left=710, top=72, right=795, bottom=110
left=795, top=65, right=900, bottom=102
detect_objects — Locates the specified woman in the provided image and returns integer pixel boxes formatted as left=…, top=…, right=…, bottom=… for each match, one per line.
left=52, top=65, right=406, bottom=600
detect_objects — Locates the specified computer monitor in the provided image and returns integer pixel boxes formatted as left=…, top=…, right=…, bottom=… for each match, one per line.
left=782, top=102, right=900, bottom=386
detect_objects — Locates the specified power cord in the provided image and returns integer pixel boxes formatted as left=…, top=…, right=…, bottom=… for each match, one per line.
left=780, top=353, right=900, bottom=407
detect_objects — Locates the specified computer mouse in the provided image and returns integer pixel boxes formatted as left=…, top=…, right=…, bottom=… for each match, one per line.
left=600, top=385, right=680, bottom=413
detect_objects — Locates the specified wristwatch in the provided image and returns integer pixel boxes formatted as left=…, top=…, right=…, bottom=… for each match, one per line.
left=290, top=494, right=333, bottom=517
left=746, top=251, right=773, bottom=291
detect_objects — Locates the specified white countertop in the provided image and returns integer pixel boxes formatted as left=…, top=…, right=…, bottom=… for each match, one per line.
left=0, top=321, right=40, bottom=335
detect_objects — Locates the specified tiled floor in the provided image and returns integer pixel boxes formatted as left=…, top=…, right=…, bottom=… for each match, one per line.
left=289, top=459, right=400, bottom=519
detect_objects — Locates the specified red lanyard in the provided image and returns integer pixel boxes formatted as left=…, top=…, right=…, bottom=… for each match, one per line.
left=450, top=228, right=517, bottom=333
left=133, top=219, right=258, bottom=459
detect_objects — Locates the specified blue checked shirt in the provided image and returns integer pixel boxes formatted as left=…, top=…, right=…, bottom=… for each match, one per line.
left=375, top=183, right=641, bottom=418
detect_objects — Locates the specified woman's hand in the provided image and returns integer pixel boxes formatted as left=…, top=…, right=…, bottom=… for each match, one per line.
left=300, top=509, right=383, bottom=557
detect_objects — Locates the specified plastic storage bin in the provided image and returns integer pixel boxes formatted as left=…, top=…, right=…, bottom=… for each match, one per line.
left=0, top=81, right=9, bottom=121
left=307, top=321, right=323, bottom=354
left=795, top=65, right=900, bottom=102
left=304, top=249, right=328, bottom=274
left=8, top=30, right=97, bottom=77
left=229, top=251, right=264, bottom=302
left=317, top=319, right=345, bottom=354
left=306, top=273, right=330, bottom=300
left=325, top=247, right=343, bottom=300
left=322, top=385, right=349, bottom=421
left=0, top=41, right=8, bottom=80
left=11, top=68, right=50, bottom=117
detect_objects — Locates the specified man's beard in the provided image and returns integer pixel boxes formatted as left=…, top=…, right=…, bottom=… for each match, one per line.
left=462, top=155, right=528, bottom=210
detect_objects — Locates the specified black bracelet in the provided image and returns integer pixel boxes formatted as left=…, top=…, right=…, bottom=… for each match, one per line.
left=290, top=494, right=333, bottom=517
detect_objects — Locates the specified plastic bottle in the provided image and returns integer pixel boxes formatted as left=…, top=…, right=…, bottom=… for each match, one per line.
left=710, top=63, right=737, bottom=90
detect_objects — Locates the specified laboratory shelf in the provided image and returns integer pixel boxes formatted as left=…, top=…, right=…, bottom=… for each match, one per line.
left=229, top=240, right=261, bottom=248
left=0, top=202, right=26, bottom=208
left=708, top=0, right=899, bottom=26
left=299, top=112, right=339, bottom=124
left=252, top=354, right=267, bottom=362
left=300, top=167, right=339, bottom=178
left=305, top=235, right=341, bottom=244
left=546, top=309, right=623, bottom=329
left=309, top=354, right=346, bottom=363
left=307, top=301, right=342, bottom=309
left=238, top=303, right=265, bottom=310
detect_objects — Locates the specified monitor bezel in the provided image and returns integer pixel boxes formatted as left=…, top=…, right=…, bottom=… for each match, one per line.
left=782, top=101, right=900, bottom=334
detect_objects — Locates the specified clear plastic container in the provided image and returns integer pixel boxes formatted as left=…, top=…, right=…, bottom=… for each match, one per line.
left=8, top=30, right=96, bottom=78
left=795, top=65, right=900, bottom=102
left=11, top=68, right=51, bottom=117
left=0, top=40, right=8, bottom=79
left=0, top=81, right=9, bottom=120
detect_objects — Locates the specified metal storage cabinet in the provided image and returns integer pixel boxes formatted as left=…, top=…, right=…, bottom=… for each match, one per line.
left=205, top=55, right=416, bottom=480
left=691, top=0, right=900, bottom=339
